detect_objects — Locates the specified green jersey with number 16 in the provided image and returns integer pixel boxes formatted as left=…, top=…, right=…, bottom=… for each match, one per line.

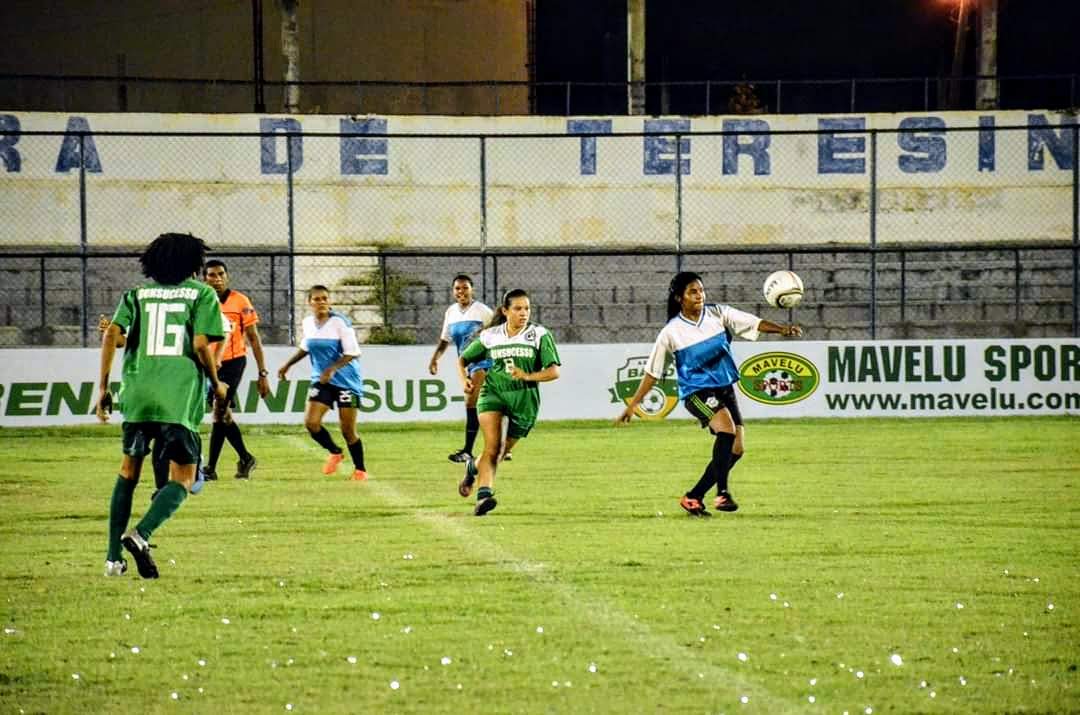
left=460, top=322, right=561, bottom=396
left=110, top=278, right=225, bottom=432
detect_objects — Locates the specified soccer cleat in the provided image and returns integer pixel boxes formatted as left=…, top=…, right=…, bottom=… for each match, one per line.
left=235, top=454, right=257, bottom=480
left=351, top=469, right=369, bottom=481
left=713, top=491, right=739, bottom=512
left=448, top=449, right=473, bottom=463
left=679, top=495, right=710, bottom=517
left=474, top=495, right=498, bottom=516
left=502, top=451, right=513, bottom=462
left=322, top=452, right=345, bottom=475
left=200, top=465, right=219, bottom=481
left=121, top=529, right=159, bottom=579
left=458, top=457, right=478, bottom=498
left=104, top=559, right=128, bottom=577
left=190, top=466, right=206, bottom=495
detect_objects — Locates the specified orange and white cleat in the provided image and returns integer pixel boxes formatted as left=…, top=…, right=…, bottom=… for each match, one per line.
left=322, top=452, right=345, bottom=475
left=351, top=470, right=369, bottom=481
left=679, top=495, right=711, bottom=517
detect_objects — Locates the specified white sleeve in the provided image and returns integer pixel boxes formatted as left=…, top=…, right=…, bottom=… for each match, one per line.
left=643, top=328, right=671, bottom=379
left=337, top=317, right=361, bottom=356
left=439, top=307, right=452, bottom=342
left=299, top=317, right=311, bottom=351
left=716, top=304, right=762, bottom=341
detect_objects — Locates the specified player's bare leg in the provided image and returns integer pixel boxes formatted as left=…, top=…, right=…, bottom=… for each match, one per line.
left=472, top=411, right=503, bottom=515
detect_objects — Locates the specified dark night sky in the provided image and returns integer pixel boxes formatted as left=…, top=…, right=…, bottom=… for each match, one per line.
left=536, top=0, right=1078, bottom=114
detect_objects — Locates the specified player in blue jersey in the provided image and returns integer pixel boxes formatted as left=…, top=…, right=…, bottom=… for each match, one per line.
left=277, top=285, right=369, bottom=480
left=616, top=271, right=801, bottom=516
left=428, top=275, right=494, bottom=463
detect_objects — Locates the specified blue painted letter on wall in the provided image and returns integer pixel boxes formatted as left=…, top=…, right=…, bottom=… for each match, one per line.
left=260, top=118, right=303, bottom=174
left=567, top=119, right=612, bottom=175
left=722, top=119, right=771, bottom=175
left=341, top=118, right=388, bottom=175
left=55, top=117, right=102, bottom=173
left=897, top=117, right=946, bottom=173
left=643, top=119, right=690, bottom=175
left=0, top=115, right=20, bottom=172
left=818, top=118, right=865, bottom=174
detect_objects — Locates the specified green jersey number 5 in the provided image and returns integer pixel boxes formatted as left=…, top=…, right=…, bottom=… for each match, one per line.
left=144, top=302, right=187, bottom=356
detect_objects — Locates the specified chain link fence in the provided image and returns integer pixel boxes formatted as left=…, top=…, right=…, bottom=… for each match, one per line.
left=1, top=123, right=1077, bottom=346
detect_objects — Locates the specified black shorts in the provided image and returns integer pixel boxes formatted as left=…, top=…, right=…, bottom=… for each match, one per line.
left=122, top=422, right=202, bottom=466
left=684, top=386, right=744, bottom=431
left=308, top=382, right=362, bottom=410
left=207, top=356, right=246, bottom=409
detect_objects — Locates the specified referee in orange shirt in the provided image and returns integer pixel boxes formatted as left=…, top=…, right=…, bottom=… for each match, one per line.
left=202, top=260, right=271, bottom=480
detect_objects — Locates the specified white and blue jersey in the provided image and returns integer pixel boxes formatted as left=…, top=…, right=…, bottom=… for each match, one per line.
left=300, top=310, right=364, bottom=395
left=644, top=304, right=761, bottom=399
left=440, top=301, right=493, bottom=373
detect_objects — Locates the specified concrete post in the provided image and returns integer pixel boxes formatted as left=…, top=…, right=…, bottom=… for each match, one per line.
left=627, top=0, right=646, bottom=115
left=975, top=0, right=998, bottom=109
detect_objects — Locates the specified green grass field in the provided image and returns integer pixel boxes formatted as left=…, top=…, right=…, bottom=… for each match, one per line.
left=1, top=417, right=1077, bottom=714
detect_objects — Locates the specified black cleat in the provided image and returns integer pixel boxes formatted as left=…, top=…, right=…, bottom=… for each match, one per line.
left=121, top=529, right=159, bottom=579
left=474, top=496, right=498, bottom=516
left=713, top=491, right=739, bottom=512
left=459, top=457, right=478, bottom=498
left=448, top=449, right=473, bottom=463
left=235, top=454, right=257, bottom=480
left=201, top=466, right=218, bottom=481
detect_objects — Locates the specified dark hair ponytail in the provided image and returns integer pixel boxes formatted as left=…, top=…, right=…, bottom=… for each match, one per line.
left=488, top=288, right=530, bottom=327
left=666, top=271, right=703, bottom=320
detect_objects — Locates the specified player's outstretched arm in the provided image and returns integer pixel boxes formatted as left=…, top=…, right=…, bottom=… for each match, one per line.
left=758, top=319, right=802, bottom=337
left=277, top=348, right=309, bottom=381
left=615, top=373, right=658, bottom=425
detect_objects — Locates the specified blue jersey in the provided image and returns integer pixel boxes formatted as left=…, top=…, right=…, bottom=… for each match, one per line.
left=300, top=310, right=364, bottom=395
left=440, top=301, right=494, bottom=354
left=644, top=304, right=761, bottom=399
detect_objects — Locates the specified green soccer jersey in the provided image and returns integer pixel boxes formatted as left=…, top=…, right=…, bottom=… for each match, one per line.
left=461, top=322, right=561, bottom=397
left=111, top=278, right=225, bottom=432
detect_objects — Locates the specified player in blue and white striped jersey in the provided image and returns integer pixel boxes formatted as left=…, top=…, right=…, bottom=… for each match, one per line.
left=277, top=285, right=369, bottom=480
left=428, top=275, right=494, bottom=463
left=616, top=271, right=801, bottom=516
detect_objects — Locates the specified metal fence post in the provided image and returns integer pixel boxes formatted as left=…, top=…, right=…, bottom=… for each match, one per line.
left=776, top=80, right=782, bottom=113
left=380, top=254, right=389, bottom=327
left=286, top=131, right=296, bottom=344
left=567, top=255, right=574, bottom=326
left=39, top=256, right=47, bottom=329
left=869, top=130, right=878, bottom=339
left=900, top=251, right=907, bottom=324
left=479, top=136, right=488, bottom=302
left=565, top=82, right=571, bottom=116
left=1014, top=249, right=1022, bottom=323
left=705, top=81, right=711, bottom=115
left=1072, top=122, right=1078, bottom=337
left=79, top=132, right=89, bottom=347
left=675, top=132, right=684, bottom=271
left=269, top=255, right=276, bottom=327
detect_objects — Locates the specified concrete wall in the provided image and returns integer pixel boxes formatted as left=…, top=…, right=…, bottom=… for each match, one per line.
left=0, top=1, right=529, bottom=115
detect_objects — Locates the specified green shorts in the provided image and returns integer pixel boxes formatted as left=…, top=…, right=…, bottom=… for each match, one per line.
left=476, top=386, right=540, bottom=439
left=122, top=422, right=202, bottom=466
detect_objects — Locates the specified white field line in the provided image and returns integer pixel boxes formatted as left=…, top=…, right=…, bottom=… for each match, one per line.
left=286, top=436, right=804, bottom=714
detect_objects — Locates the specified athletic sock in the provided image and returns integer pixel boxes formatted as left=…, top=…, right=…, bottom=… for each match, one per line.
left=687, top=462, right=715, bottom=501
left=208, top=422, right=226, bottom=470
left=108, top=476, right=137, bottom=561
left=309, top=427, right=342, bottom=454
left=477, top=486, right=493, bottom=501
left=347, top=437, right=366, bottom=471
left=463, top=407, right=479, bottom=454
left=224, top=421, right=250, bottom=460
left=134, top=481, right=188, bottom=539
left=711, top=432, right=737, bottom=494
left=151, top=441, right=169, bottom=490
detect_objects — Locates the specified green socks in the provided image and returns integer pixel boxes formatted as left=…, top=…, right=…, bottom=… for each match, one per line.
left=108, top=475, right=137, bottom=561
left=134, top=481, right=188, bottom=540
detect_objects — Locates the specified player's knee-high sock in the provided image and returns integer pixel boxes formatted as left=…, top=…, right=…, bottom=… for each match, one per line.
left=687, top=462, right=715, bottom=501
left=309, top=426, right=342, bottom=454
left=151, top=441, right=169, bottom=491
left=711, top=433, right=737, bottom=493
left=464, top=407, right=479, bottom=455
left=224, top=421, right=250, bottom=460
left=347, top=437, right=366, bottom=471
left=208, top=422, right=227, bottom=469
left=108, top=476, right=136, bottom=561
left=134, top=481, right=188, bottom=539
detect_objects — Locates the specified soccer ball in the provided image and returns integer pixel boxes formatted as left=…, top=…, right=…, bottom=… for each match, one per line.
left=763, top=270, right=804, bottom=309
